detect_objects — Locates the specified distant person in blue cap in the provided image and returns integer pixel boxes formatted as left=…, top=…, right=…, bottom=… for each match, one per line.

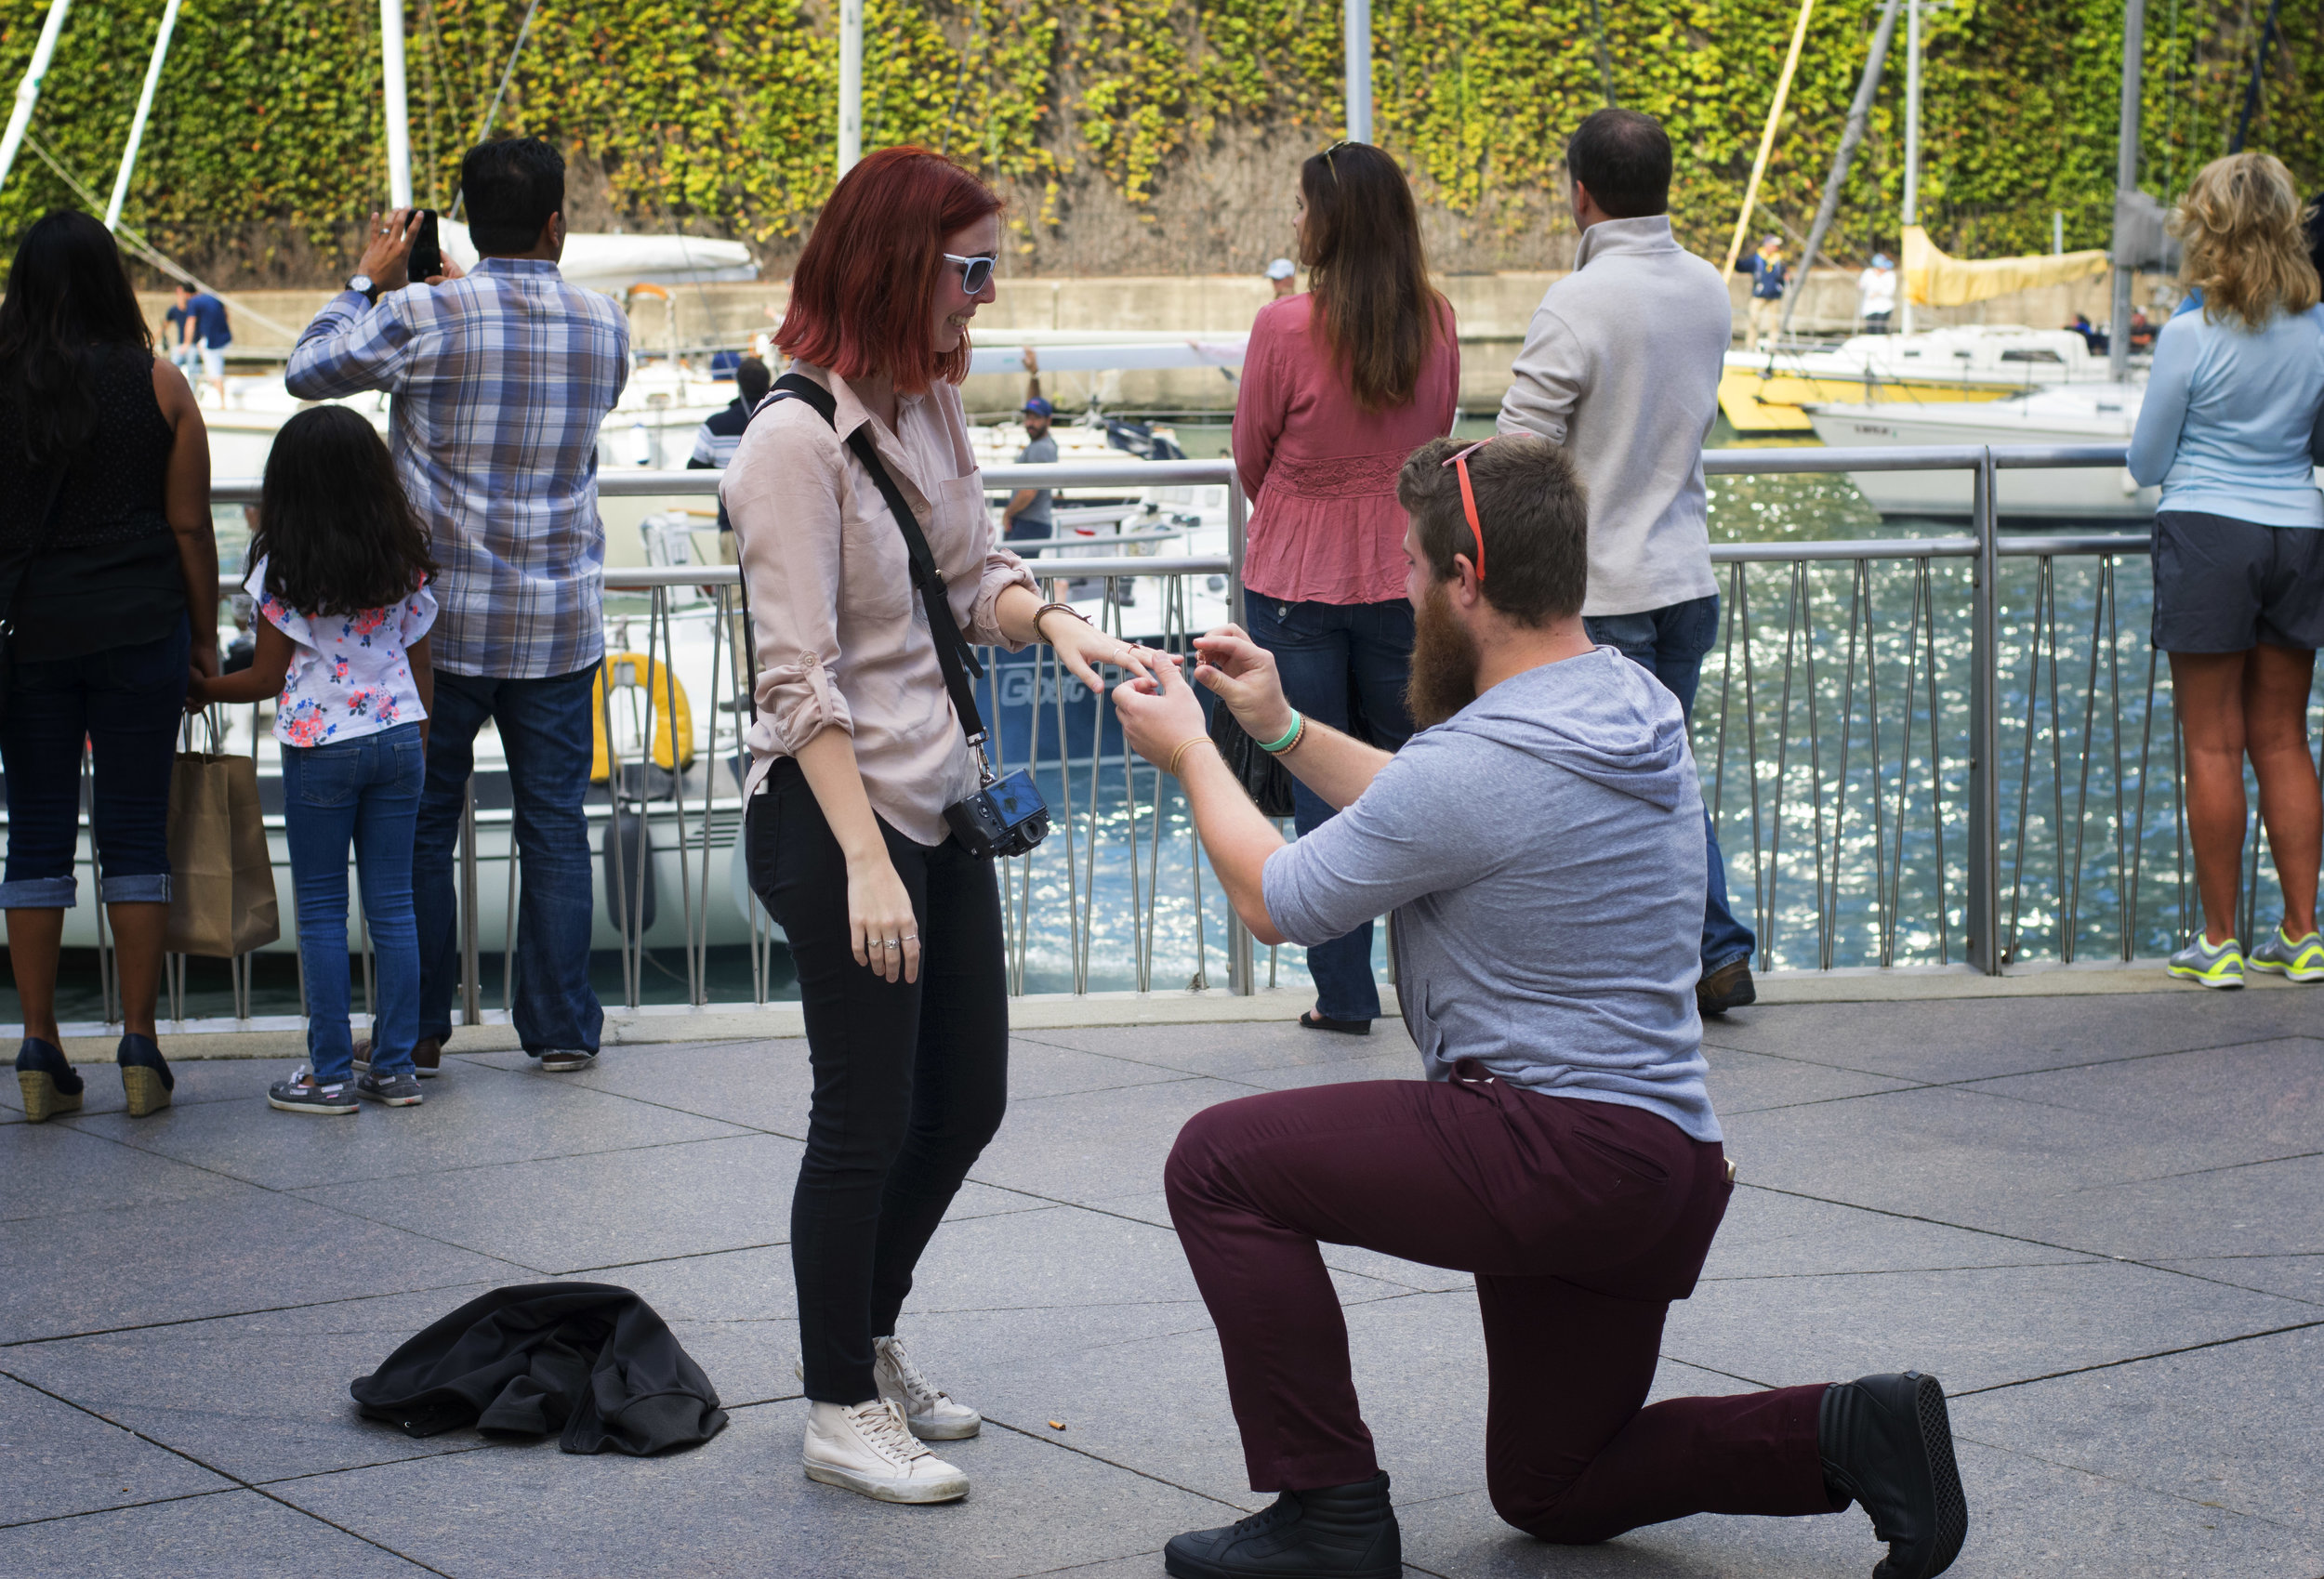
left=1002, top=395, right=1057, bottom=550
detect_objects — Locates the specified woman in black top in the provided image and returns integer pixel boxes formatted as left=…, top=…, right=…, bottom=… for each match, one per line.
left=2, top=212, right=219, bottom=1120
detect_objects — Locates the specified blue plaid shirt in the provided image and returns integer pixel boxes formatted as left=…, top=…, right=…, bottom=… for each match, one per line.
left=285, top=258, right=630, bottom=678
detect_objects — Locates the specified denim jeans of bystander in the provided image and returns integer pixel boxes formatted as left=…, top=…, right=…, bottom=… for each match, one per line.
left=1244, top=596, right=1418, bottom=1022
left=413, top=664, right=603, bottom=1057
left=1585, top=594, right=1756, bottom=972
left=283, top=724, right=426, bottom=1085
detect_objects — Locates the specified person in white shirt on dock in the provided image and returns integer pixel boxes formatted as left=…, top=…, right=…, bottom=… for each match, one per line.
left=1498, top=107, right=1758, bottom=1018
left=1858, top=251, right=1897, bottom=333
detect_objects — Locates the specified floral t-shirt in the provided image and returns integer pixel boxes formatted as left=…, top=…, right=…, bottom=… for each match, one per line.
left=245, top=557, right=437, bottom=748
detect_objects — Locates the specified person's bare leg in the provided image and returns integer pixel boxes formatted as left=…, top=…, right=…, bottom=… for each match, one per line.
left=6, top=908, right=65, bottom=1044
left=104, top=901, right=170, bottom=1038
left=2242, top=643, right=2320, bottom=939
left=2170, top=651, right=2251, bottom=946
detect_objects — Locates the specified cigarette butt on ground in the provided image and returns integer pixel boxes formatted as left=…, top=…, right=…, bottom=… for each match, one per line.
left=1049, top=1420, right=1066, bottom=1430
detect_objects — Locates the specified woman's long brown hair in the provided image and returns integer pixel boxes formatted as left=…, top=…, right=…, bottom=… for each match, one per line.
left=1299, top=142, right=1442, bottom=414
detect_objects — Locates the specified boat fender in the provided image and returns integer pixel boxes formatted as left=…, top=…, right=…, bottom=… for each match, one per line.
left=601, top=809, right=657, bottom=935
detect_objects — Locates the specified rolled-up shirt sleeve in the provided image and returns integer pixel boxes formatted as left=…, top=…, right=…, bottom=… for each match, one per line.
left=725, top=414, right=854, bottom=754
left=1261, top=733, right=1499, bottom=945
left=966, top=538, right=1037, bottom=649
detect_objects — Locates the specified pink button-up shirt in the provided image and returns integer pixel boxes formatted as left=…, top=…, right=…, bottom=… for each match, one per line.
left=723, top=364, right=1037, bottom=847
left=1234, top=293, right=1460, bottom=606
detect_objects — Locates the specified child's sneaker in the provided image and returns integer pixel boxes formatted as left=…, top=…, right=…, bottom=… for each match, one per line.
left=2166, top=934, right=2243, bottom=989
left=2247, top=925, right=2324, bottom=982
left=268, top=1066, right=360, bottom=1114
left=355, top=1071, right=424, bottom=1106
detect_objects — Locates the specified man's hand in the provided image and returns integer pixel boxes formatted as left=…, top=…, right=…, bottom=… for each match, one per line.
left=356, top=208, right=424, bottom=294
left=1112, top=655, right=1208, bottom=773
left=1191, top=625, right=1293, bottom=743
left=428, top=252, right=464, bottom=287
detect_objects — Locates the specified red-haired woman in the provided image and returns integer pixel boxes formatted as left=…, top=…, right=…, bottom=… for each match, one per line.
left=723, top=147, right=1149, bottom=1505
left=1234, top=141, right=1459, bottom=1034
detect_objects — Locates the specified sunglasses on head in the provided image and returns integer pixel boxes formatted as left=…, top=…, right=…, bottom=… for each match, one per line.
left=1441, top=438, right=1496, bottom=581
left=943, top=252, right=997, bottom=294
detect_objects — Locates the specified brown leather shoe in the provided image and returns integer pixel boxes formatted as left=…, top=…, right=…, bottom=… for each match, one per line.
left=1697, top=959, right=1757, bottom=1017
left=354, top=1035, right=443, bottom=1080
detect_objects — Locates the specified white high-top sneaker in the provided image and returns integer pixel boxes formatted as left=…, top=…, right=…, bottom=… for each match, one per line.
left=803, top=1398, right=970, bottom=1504
left=874, top=1334, right=983, bottom=1441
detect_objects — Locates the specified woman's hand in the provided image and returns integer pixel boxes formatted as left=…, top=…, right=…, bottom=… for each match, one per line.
left=1191, top=625, right=1293, bottom=743
left=848, top=853, right=921, bottom=984
left=1039, top=609, right=1161, bottom=697
left=1112, top=652, right=1209, bottom=773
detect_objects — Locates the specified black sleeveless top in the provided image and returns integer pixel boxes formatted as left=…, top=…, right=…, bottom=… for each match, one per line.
left=0, top=345, right=184, bottom=659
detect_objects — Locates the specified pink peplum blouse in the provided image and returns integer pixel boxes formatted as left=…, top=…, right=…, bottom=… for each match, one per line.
left=1233, top=293, right=1460, bottom=606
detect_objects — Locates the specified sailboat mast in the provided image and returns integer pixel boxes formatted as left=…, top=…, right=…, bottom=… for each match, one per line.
left=105, top=0, right=182, bottom=230
left=2109, top=0, right=2146, bottom=382
left=0, top=0, right=73, bottom=197
left=1344, top=0, right=1373, bottom=141
left=1900, top=0, right=1919, bottom=334
left=1779, top=0, right=1904, bottom=336
left=838, top=0, right=863, bottom=175
left=381, top=0, right=412, bottom=207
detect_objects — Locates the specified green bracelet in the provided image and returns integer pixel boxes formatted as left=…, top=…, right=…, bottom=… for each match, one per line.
left=1257, top=710, right=1304, bottom=755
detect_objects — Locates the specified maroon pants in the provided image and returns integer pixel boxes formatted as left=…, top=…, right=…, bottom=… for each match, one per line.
left=1163, top=1065, right=1838, bottom=1542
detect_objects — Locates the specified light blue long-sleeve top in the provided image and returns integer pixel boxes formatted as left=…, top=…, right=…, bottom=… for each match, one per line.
left=2126, top=302, right=2324, bottom=528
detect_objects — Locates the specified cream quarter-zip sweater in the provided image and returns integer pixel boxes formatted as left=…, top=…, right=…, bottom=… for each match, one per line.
left=1497, top=216, right=1730, bottom=617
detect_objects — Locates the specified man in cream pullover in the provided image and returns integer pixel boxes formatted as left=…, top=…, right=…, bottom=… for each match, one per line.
left=1498, top=107, right=1758, bottom=1017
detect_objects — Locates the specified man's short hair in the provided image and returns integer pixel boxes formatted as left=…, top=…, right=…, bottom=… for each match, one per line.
left=1397, top=436, right=1588, bottom=627
left=461, top=136, right=564, bottom=254
left=1565, top=109, right=1672, bottom=219
left=734, top=355, right=772, bottom=406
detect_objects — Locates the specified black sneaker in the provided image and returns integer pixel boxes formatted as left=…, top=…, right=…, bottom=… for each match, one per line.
left=355, top=1071, right=424, bottom=1107
left=536, top=1048, right=597, bottom=1072
left=1820, top=1372, right=1969, bottom=1579
left=1165, top=1471, right=1401, bottom=1579
left=1697, top=958, right=1758, bottom=1017
left=15, top=1037, right=84, bottom=1123
left=268, top=1067, right=360, bottom=1115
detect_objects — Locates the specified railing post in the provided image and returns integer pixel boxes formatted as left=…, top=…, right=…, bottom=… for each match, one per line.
left=1225, top=473, right=1255, bottom=994
left=1967, top=448, right=2002, bottom=973
left=459, top=781, right=482, bottom=1023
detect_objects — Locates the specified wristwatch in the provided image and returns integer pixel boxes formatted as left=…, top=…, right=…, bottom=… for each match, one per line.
left=347, top=273, right=380, bottom=304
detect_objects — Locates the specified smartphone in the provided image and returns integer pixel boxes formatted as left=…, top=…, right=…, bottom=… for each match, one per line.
left=407, top=208, right=442, bottom=284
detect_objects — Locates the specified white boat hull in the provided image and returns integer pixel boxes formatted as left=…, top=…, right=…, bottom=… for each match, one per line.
left=1807, top=387, right=2156, bottom=520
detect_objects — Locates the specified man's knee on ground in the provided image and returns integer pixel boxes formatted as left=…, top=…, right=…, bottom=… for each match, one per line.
left=1487, top=1469, right=1610, bottom=1547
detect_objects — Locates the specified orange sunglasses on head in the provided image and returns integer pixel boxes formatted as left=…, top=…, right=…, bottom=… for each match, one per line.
left=1441, top=438, right=1495, bottom=581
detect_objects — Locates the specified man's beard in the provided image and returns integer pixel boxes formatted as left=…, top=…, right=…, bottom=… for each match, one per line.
left=1405, top=581, right=1482, bottom=729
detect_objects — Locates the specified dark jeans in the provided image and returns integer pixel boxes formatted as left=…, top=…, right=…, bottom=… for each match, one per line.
left=0, top=616, right=190, bottom=908
left=1244, top=596, right=1417, bottom=1020
left=750, top=758, right=1010, bottom=1406
left=1584, top=595, right=1757, bottom=971
left=283, top=724, right=425, bottom=1085
left=1165, top=1070, right=1835, bottom=1536
left=415, top=664, right=601, bottom=1055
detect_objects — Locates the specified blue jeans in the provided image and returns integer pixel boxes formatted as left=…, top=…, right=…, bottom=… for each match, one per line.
left=1245, top=596, right=1417, bottom=1021
left=0, top=617, right=190, bottom=908
left=1585, top=595, right=1757, bottom=972
left=415, top=665, right=603, bottom=1056
left=283, top=724, right=425, bottom=1083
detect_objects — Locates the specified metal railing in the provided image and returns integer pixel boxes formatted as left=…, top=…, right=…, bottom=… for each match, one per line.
left=19, top=442, right=2293, bottom=1035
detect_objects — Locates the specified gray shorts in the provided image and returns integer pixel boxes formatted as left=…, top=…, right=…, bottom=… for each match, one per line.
left=2151, top=510, right=2324, bottom=652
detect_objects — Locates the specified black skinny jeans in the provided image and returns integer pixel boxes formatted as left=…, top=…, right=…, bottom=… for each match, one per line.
left=748, top=757, right=1010, bottom=1406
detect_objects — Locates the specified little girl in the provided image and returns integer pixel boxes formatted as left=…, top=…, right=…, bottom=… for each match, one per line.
left=196, top=406, right=437, bottom=1114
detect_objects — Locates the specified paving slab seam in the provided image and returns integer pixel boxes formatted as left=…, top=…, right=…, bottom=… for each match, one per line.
left=1948, top=1430, right=2315, bottom=1534
left=0, top=1365, right=456, bottom=1576
left=272, top=1121, right=771, bottom=1194
left=1948, top=1316, right=2324, bottom=1398
left=1698, top=1257, right=2110, bottom=1283
left=0, top=1480, right=241, bottom=1533
left=2102, top=1146, right=2324, bottom=1188
left=980, top=1414, right=1252, bottom=1514
left=0, top=1276, right=508, bottom=1351
left=1704, top=1024, right=2317, bottom=1102
left=558, top=1236, right=793, bottom=1276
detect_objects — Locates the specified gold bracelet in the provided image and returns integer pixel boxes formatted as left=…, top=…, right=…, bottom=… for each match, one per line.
left=1167, top=736, right=1217, bottom=778
left=1033, top=600, right=1089, bottom=645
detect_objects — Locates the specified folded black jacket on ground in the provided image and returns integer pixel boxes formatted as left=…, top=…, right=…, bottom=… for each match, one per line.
left=350, top=1282, right=728, bottom=1454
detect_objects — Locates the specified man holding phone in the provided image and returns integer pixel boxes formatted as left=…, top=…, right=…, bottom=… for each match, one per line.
left=286, top=136, right=630, bottom=1080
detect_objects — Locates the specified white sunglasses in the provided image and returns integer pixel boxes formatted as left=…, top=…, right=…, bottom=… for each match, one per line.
left=943, top=252, right=997, bottom=294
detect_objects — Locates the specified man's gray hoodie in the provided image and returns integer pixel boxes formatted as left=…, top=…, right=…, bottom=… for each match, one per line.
left=1262, top=645, right=1719, bottom=1142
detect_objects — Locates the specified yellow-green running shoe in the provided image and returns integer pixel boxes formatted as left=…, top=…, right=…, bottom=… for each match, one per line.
left=2247, top=925, right=2324, bottom=982
left=2167, top=934, right=2244, bottom=989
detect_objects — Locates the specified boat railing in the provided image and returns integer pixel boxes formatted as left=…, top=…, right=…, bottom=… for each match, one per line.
left=34, top=441, right=2278, bottom=1037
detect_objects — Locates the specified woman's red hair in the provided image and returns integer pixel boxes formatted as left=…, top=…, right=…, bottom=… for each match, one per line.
left=777, top=147, right=1003, bottom=394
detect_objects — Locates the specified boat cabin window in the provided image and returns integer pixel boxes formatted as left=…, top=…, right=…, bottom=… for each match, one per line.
left=2000, top=349, right=2065, bottom=363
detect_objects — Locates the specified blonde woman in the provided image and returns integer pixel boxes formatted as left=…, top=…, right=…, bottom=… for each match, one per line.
left=2128, top=152, right=2324, bottom=988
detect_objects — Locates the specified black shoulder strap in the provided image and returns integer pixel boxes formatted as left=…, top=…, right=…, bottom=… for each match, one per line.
left=739, top=372, right=992, bottom=757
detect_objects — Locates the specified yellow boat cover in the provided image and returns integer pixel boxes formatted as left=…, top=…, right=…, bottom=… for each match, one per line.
left=1903, top=225, right=2109, bottom=308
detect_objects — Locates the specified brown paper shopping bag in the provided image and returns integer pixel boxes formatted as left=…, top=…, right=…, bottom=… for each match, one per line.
left=163, top=751, right=281, bottom=958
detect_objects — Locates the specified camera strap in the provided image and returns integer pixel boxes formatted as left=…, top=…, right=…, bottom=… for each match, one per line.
left=746, top=372, right=995, bottom=769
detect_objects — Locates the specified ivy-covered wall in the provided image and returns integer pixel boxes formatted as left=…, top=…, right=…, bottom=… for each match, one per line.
left=0, top=0, right=2316, bottom=285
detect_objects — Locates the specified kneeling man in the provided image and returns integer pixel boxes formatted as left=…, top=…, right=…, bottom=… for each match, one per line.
left=1113, top=434, right=1967, bottom=1579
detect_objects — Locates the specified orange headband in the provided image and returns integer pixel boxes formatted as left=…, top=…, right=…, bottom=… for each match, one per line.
left=1441, top=438, right=1495, bottom=581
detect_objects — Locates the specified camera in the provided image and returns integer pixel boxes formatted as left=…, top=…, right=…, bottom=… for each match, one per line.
left=944, top=767, right=1050, bottom=860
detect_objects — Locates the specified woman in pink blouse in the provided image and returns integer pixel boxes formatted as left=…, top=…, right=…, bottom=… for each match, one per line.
left=723, top=148, right=1148, bottom=1507
left=1233, top=140, right=1460, bottom=1033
